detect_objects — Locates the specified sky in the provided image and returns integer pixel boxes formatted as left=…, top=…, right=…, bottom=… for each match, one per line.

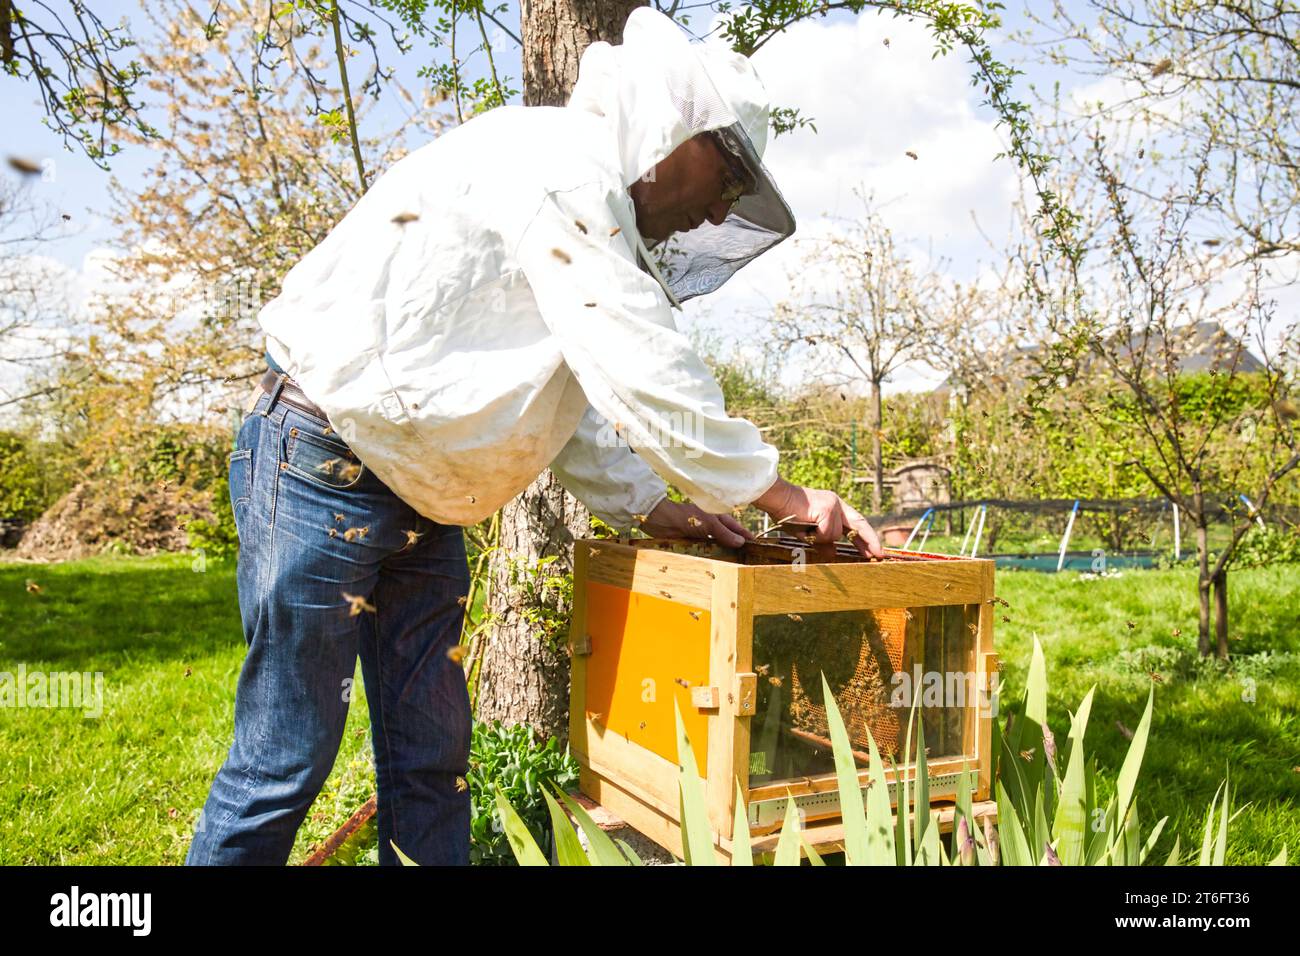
left=1, top=0, right=1294, bottom=409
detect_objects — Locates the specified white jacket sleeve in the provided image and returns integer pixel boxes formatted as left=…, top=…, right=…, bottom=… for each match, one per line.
left=549, top=404, right=670, bottom=530
left=514, top=182, right=779, bottom=514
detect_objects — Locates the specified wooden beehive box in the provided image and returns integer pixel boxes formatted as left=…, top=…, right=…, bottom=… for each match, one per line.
left=567, top=535, right=998, bottom=863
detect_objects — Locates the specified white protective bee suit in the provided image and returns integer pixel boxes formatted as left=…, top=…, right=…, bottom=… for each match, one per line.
left=258, top=7, right=796, bottom=529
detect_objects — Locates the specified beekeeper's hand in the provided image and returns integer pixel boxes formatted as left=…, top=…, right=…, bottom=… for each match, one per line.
left=640, top=498, right=755, bottom=548
left=752, top=477, right=885, bottom=559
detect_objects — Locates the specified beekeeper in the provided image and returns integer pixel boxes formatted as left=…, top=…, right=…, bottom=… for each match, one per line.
left=187, top=7, right=883, bottom=868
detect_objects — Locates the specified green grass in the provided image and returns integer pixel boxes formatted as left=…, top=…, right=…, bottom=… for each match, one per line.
left=0, top=554, right=375, bottom=864
left=1, top=552, right=1296, bottom=864
left=993, top=565, right=1300, bottom=865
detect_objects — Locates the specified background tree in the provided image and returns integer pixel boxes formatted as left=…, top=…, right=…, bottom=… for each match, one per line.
left=770, top=197, right=935, bottom=511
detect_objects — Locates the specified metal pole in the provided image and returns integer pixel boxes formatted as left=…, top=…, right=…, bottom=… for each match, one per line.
left=918, top=510, right=936, bottom=551
left=902, top=507, right=933, bottom=551
left=970, top=504, right=987, bottom=558
left=1057, top=499, right=1080, bottom=572
left=1239, top=493, right=1266, bottom=530
left=959, top=506, right=975, bottom=556
left=1172, top=502, right=1181, bottom=560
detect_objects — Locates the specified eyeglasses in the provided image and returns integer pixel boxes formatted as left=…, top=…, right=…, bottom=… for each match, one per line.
left=709, top=131, right=753, bottom=211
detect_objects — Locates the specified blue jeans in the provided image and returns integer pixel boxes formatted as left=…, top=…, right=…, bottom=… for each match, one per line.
left=186, top=387, right=472, bottom=865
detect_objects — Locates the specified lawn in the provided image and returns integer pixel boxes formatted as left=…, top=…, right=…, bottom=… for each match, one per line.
left=1, top=552, right=1296, bottom=864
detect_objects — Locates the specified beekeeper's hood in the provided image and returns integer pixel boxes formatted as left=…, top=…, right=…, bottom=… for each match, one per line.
left=568, top=7, right=796, bottom=306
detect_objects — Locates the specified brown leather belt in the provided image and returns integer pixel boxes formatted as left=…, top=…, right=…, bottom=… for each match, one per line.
left=259, top=368, right=330, bottom=422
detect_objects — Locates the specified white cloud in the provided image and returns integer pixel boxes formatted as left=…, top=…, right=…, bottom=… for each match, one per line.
left=682, top=8, right=1024, bottom=393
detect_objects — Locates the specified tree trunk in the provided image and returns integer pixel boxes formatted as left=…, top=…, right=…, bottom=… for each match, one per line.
left=1195, top=515, right=1212, bottom=657
left=1212, top=567, right=1230, bottom=660
left=871, top=378, right=883, bottom=512
left=475, top=0, right=647, bottom=743
left=519, top=0, right=646, bottom=106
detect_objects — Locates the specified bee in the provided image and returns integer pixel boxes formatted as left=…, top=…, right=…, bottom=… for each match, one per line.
left=446, top=645, right=467, bottom=664
left=587, top=710, right=604, bottom=724
left=322, top=425, right=334, bottom=435
left=184, top=667, right=192, bottom=678
left=24, top=580, right=41, bottom=594
left=584, top=302, right=597, bottom=308
left=454, top=776, right=468, bottom=792
left=943, top=582, right=953, bottom=591
left=608, top=226, right=621, bottom=237
left=704, top=570, right=715, bottom=579
left=589, top=547, right=602, bottom=556
left=327, top=528, right=338, bottom=538
left=1019, top=748, right=1036, bottom=761
left=456, top=595, right=468, bottom=606
left=632, top=513, right=648, bottom=524
left=343, top=526, right=369, bottom=542
left=903, top=609, right=914, bottom=621
left=674, top=677, right=690, bottom=688
left=659, top=565, right=668, bottom=572
left=1172, top=628, right=1182, bottom=638
left=6, top=156, right=41, bottom=176
left=905, top=150, right=918, bottom=160
left=574, top=219, right=588, bottom=234
left=1149, top=671, right=1165, bottom=683
left=333, top=513, right=345, bottom=523
left=1126, top=621, right=1136, bottom=630
left=466, top=495, right=476, bottom=503
left=883, top=37, right=890, bottom=46
left=338, top=461, right=362, bottom=482
left=391, top=211, right=420, bottom=224
left=342, top=591, right=376, bottom=616
left=1115, top=721, right=1134, bottom=741
left=1151, top=58, right=1173, bottom=77
left=793, top=584, right=811, bottom=593
left=686, top=516, right=703, bottom=528
left=318, top=457, right=341, bottom=474
left=1002, top=615, right=1010, bottom=624
left=402, top=528, right=423, bottom=547
left=688, top=611, right=701, bottom=621
left=768, top=675, right=783, bottom=687
left=787, top=613, right=803, bottom=623
left=639, top=721, right=647, bottom=730
left=659, top=590, right=672, bottom=599
left=551, top=248, right=572, bottom=264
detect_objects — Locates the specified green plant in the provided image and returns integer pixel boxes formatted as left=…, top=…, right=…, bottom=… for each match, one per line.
left=504, top=554, right=573, bottom=650
left=464, top=720, right=579, bottom=866
left=488, top=637, right=1289, bottom=866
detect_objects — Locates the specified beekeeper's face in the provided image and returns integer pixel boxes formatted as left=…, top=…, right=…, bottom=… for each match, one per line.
left=629, top=131, right=749, bottom=243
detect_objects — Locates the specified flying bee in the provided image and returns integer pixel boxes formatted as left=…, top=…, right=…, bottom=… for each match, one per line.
left=608, top=226, right=621, bottom=237
left=343, top=525, right=370, bottom=542
left=632, top=513, right=649, bottom=524
left=456, top=595, right=468, bottom=606
left=334, top=513, right=345, bottom=523
left=794, top=584, right=811, bottom=593
left=454, top=776, right=468, bottom=792
left=574, top=219, right=587, bottom=234
left=755, top=663, right=770, bottom=676
left=674, top=677, right=690, bottom=688
left=688, top=610, right=701, bottom=621
left=391, top=211, right=420, bottom=224
left=466, top=494, right=476, bottom=503
left=446, top=645, right=467, bottom=664
left=24, top=580, right=41, bottom=594
left=402, top=529, right=423, bottom=547
left=337, top=461, right=362, bottom=482
left=551, top=248, right=572, bottom=264
left=768, top=675, right=783, bottom=687
left=318, top=457, right=341, bottom=474
left=686, top=516, right=702, bottom=528
left=905, top=150, right=918, bottom=160
left=342, top=591, right=376, bottom=616
left=787, top=613, right=803, bottom=623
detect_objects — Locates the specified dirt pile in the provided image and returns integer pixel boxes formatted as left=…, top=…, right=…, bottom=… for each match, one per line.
left=13, top=478, right=215, bottom=562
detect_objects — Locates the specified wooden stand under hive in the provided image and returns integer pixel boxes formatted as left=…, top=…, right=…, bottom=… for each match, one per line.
left=568, top=536, right=998, bottom=863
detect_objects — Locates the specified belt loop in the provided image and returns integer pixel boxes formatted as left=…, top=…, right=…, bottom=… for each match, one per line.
left=264, top=372, right=288, bottom=416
